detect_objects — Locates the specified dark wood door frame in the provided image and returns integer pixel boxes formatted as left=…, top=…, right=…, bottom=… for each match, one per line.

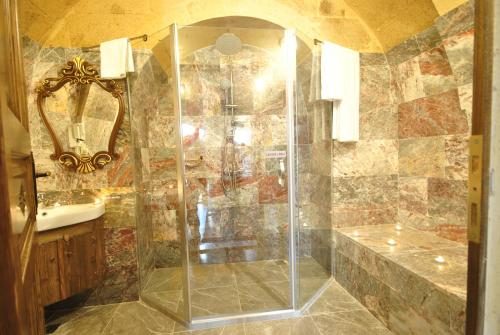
left=466, top=0, right=494, bottom=334
left=0, top=0, right=44, bottom=334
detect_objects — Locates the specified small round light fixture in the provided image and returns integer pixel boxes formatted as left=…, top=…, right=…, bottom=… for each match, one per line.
left=387, top=239, right=397, bottom=246
left=434, top=256, right=446, bottom=264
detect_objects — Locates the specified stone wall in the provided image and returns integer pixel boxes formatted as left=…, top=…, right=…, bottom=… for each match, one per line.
left=332, top=1, right=474, bottom=245
left=391, top=1, right=473, bottom=244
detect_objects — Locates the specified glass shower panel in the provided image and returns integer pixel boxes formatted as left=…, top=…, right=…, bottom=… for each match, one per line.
left=295, top=41, right=332, bottom=306
left=175, top=24, right=294, bottom=319
left=139, top=38, right=189, bottom=322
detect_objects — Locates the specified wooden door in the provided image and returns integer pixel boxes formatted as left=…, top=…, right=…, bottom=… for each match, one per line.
left=0, top=0, right=44, bottom=334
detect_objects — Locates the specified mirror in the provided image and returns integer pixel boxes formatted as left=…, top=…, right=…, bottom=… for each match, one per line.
left=35, top=57, right=125, bottom=173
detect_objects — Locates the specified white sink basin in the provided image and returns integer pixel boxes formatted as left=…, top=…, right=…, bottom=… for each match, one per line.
left=36, top=203, right=105, bottom=232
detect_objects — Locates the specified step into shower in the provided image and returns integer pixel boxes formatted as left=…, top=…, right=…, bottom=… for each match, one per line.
left=333, top=224, right=466, bottom=335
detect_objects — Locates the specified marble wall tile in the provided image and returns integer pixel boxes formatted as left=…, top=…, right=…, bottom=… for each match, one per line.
left=415, top=25, right=443, bottom=52
left=335, top=252, right=391, bottom=325
left=149, top=147, right=177, bottom=181
left=100, top=188, right=136, bottom=228
left=333, top=140, right=398, bottom=177
left=360, top=65, right=393, bottom=109
left=385, top=37, right=421, bottom=66
left=457, top=83, right=473, bottom=132
left=388, top=287, right=463, bottom=335
left=428, top=178, right=468, bottom=226
left=399, top=177, right=428, bottom=217
left=311, top=142, right=332, bottom=176
left=150, top=179, right=178, bottom=211
left=258, top=175, right=288, bottom=204
left=445, top=134, right=469, bottom=180
left=148, top=116, right=175, bottom=149
left=333, top=207, right=398, bottom=228
left=399, top=137, right=446, bottom=177
left=360, top=105, right=398, bottom=140
left=443, top=29, right=475, bottom=86
left=88, top=264, right=139, bottom=305
left=152, top=209, right=178, bottom=242
left=392, top=57, right=426, bottom=103
left=435, top=1, right=475, bottom=40
left=398, top=89, right=468, bottom=138
left=419, top=45, right=457, bottom=96
left=333, top=175, right=399, bottom=211
left=360, top=53, right=387, bottom=67
left=104, top=228, right=138, bottom=269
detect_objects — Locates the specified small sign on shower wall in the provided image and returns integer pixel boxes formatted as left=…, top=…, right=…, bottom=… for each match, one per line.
left=265, top=151, right=287, bottom=159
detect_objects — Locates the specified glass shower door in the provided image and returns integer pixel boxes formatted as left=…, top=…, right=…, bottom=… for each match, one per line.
left=172, top=23, right=297, bottom=321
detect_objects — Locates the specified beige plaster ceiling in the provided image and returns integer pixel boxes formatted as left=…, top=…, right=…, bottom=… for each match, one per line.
left=19, top=0, right=468, bottom=56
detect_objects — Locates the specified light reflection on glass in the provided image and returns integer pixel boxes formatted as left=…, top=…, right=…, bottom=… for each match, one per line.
left=234, top=127, right=251, bottom=145
left=254, top=77, right=267, bottom=92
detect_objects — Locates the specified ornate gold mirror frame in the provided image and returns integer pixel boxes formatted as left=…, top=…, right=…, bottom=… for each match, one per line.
left=35, top=57, right=125, bottom=173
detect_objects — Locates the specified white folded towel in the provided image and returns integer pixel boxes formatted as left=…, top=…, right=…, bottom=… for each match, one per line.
left=100, top=38, right=135, bottom=79
left=320, top=41, right=360, bottom=142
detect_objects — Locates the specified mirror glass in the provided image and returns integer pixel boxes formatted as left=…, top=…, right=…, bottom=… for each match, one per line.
left=43, top=82, right=119, bottom=157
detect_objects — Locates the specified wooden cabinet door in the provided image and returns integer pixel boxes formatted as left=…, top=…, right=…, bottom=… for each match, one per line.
left=0, top=0, right=44, bottom=334
left=36, top=219, right=105, bottom=306
left=58, top=230, right=101, bottom=299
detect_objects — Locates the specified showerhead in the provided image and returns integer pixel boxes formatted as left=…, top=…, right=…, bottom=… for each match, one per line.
left=215, top=33, right=242, bottom=56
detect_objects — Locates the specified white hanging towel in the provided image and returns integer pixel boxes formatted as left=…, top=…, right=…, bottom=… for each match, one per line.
left=100, top=38, right=135, bottom=79
left=321, top=41, right=359, bottom=142
left=320, top=42, right=345, bottom=100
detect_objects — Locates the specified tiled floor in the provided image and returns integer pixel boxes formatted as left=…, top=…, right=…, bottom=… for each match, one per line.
left=49, top=280, right=393, bottom=335
left=142, top=258, right=331, bottom=318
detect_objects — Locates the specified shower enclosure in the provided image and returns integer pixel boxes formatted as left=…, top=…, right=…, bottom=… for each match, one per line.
left=139, top=20, right=332, bottom=329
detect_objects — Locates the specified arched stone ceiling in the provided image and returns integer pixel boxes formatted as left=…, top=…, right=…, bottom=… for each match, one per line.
left=19, top=0, right=469, bottom=54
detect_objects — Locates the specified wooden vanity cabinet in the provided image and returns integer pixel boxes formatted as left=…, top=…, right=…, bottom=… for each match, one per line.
left=36, top=217, right=104, bottom=306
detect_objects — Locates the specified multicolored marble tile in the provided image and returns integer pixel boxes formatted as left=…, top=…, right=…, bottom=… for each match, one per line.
left=392, top=57, right=426, bottom=103
left=415, top=25, right=443, bottom=52
left=385, top=37, right=421, bottom=66
left=443, top=29, right=475, bottom=86
left=428, top=178, right=468, bottom=226
left=359, top=105, right=398, bottom=140
left=360, top=53, right=387, bottom=67
left=435, top=1, right=475, bottom=40
left=398, top=89, right=468, bottom=138
left=332, top=140, right=398, bottom=177
left=360, top=65, right=393, bottom=109
left=399, top=137, right=445, bottom=177
left=333, top=175, right=399, bottom=211
left=457, top=83, right=473, bottom=132
left=419, top=45, right=457, bottom=96
left=445, top=134, right=469, bottom=180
